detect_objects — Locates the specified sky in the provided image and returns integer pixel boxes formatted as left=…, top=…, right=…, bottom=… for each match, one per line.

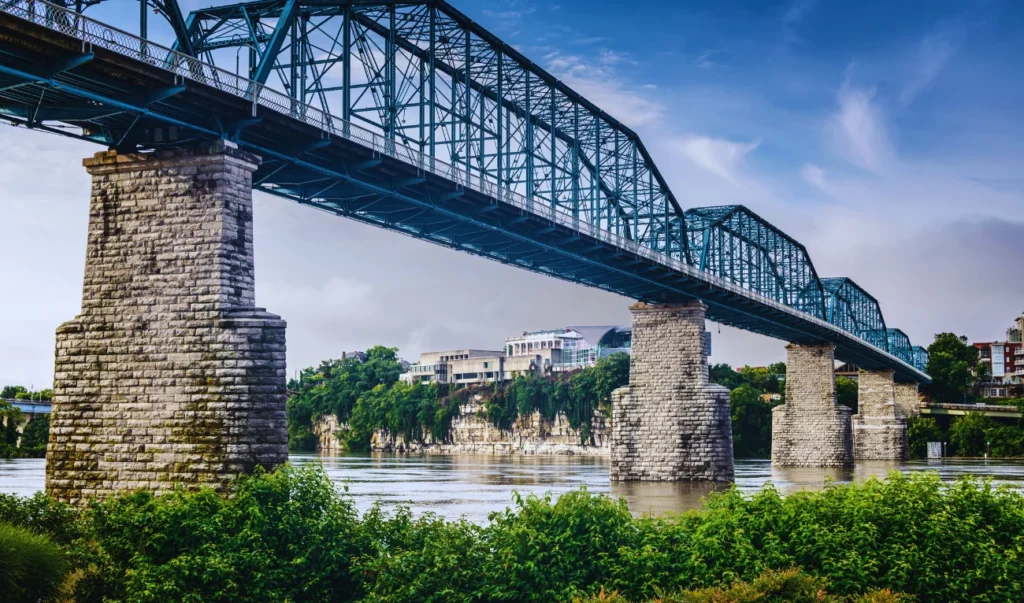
left=2, top=0, right=1023, bottom=388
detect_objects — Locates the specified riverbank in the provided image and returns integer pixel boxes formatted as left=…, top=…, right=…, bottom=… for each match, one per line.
left=315, top=400, right=611, bottom=456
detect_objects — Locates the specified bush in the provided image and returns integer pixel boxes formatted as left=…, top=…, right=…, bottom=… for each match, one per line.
left=576, top=569, right=910, bottom=602
left=3, top=467, right=1024, bottom=602
left=0, top=522, right=68, bottom=603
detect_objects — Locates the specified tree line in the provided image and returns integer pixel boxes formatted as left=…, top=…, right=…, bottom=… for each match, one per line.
left=285, top=347, right=630, bottom=452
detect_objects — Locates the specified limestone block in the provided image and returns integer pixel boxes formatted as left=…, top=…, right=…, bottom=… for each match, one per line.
left=852, top=369, right=908, bottom=461
left=47, top=142, right=288, bottom=505
left=772, top=344, right=853, bottom=468
left=610, top=301, right=734, bottom=482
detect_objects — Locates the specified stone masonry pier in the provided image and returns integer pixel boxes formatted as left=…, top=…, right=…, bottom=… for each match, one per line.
left=611, top=301, right=733, bottom=482
left=47, top=141, right=288, bottom=504
left=771, top=344, right=853, bottom=467
left=853, top=369, right=908, bottom=461
left=894, top=381, right=920, bottom=419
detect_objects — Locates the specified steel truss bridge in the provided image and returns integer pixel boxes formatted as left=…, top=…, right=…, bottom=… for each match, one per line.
left=0, top=0, right=930, bottom=383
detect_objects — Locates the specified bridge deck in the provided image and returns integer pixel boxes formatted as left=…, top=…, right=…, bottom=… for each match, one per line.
left=0, top=1, right=928, bottom=383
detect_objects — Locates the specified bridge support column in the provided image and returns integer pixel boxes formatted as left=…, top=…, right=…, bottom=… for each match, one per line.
left=47, top=142, right=288, bottom=504
left=771, top=344, right=853, bottom=467
left=611, top=301, right=733, bottom=482
left=852, top=369, right=908, bottom=461
left=894, top=381, right=920, bottom=418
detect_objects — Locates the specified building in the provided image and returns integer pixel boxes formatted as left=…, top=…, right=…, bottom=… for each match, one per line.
left=973, top=312, right=1024, bottom=397
left=505, top=326, right=632, bottom=372
left=402, top=349, right=542, bottom=386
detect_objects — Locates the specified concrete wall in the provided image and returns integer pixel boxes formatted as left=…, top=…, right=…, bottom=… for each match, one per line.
left=47, top=143, right=288, bottom=504
left=611, top=301, right=733, bottom=482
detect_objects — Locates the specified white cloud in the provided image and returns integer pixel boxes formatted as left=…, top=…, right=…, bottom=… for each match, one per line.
left=801, top=164, right=830, bottom=192
left=900, top=29, right=959, bottom=106
left=544, top=51, right=663, bottom=128
left=830, top=69, right=895, bottom=174
left=673, top=136, right=761, bottom=187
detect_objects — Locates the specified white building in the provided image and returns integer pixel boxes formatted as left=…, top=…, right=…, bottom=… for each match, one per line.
left=505, top=326, right=631, bottom=372
left=401, top=349, right=542, bottom=386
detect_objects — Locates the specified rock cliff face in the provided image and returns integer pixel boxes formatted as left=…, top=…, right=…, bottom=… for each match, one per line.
left=312, top=400, right=609, bottom=456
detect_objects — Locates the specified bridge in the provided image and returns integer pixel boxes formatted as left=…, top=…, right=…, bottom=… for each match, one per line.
left=0, top=0, right=929, bottom=498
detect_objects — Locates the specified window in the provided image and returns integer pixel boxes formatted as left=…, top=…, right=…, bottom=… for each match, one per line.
left=485, top=372, right=494, bottom=378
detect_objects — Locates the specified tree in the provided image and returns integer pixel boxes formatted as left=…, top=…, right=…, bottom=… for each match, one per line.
left=906, top=416, right=944, bottom=459
left=709, top=363, right=742, bottom=390
left=836, top=377, right=858, bottom=414
left=0, top=385, right=27, bottom=400
left=18, top=415, right=49, bottom=450
left=925, top=333, right=980, bottom=403
left=730, top=384, right=775, bottom=458
left=949, top=412, right=992, bottom=457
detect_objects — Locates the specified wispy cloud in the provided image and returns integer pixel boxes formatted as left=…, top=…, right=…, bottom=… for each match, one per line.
left=900, top=27, right=960, bottom=106
left=674, top=136, right=761, bottom=187
left=830, top=66, right=895, bottom=174
left=544, top=51, right=663, bottom=128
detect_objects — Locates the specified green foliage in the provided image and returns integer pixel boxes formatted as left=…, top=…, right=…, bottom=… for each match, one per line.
left=288, top=349, right=630, bottom=451
left=286, top=346, right=404, bottom=449
left=949, top=411, right=994, bottom=456
left=925, top=333, right=980, bottom=403
left=87, top=464, right=365, bottom=602
left=730, top=384, right=775, bottom=458
left=0, top=385, right=27, bottom=399
left=836, top=376, right=858, bottom=414
left=0, top=522, right=68, bottom=603
left=906, top=416, right=945, bottom=459
left=710, top=363, right=788, bottom=459
left=577, top=569, right=910, bottom=602
left=18, top=414, right=49, bottom=452
left=2, top=469, right=1024, bottom=602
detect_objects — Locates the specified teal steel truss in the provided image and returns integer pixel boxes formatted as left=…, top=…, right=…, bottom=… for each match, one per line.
left=685, top=206, right=826, bottom=319
left=820, top=277, right=888, bottom=351
left=180, top=0, right=688, bottom=262
left=0, top=0, right=929, bottom=383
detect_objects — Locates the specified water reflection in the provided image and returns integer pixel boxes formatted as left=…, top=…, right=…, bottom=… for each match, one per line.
left=612, top=481, right=729, bottom=517
left=5, top=455, right=1024, bottom=524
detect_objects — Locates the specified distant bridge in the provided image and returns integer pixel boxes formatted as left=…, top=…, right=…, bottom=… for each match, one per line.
left=0, top=0, right=928, bottom=383
left=0, top=399, right=51, bottom=415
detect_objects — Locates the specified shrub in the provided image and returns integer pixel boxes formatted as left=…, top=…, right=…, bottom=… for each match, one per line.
left=0, top=522, right=68, bottom=603
left=87, top=464, right=365, bottom=602
left=3, top=467, right=1024, bottom=602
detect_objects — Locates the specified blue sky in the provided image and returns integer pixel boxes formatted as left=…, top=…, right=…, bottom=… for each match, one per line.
left=1, top=0, right=1022, bottom=387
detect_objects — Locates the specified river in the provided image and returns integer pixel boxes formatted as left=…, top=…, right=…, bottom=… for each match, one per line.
left=4, top=455, right=1024, bottom=523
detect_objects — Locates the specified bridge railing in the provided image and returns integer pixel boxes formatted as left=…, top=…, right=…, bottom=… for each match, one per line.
left=0, top=0, right=926, bottom=380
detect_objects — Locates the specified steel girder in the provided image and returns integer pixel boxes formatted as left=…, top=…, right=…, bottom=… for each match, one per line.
left=913, top=346, right=929, bottom=373
left=178, top=0, right=688, bottom=264
left=0, top=0, right=930, bottom=383
left=684, top=205, right=826, bottom=320
left=887, top=329, right=913, bottom=366
left=820, top=277, right=888, bottom=352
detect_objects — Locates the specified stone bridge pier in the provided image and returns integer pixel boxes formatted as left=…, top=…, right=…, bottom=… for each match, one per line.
left=852, top=369, right=909, bottom=461
left=610, top=301, right=733, bottom=482
left=47, top=141, right=289, bottom=504
left=771, top=343, right=853, bottom=467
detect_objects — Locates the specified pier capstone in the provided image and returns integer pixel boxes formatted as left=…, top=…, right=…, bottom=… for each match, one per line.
left=772, top=343, right=853, bottom=467
left=852, top=369, right=908, bottom=461
left=611, top=301, right=733, bottom=482
left=47, top=141, right=288, bottom=504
